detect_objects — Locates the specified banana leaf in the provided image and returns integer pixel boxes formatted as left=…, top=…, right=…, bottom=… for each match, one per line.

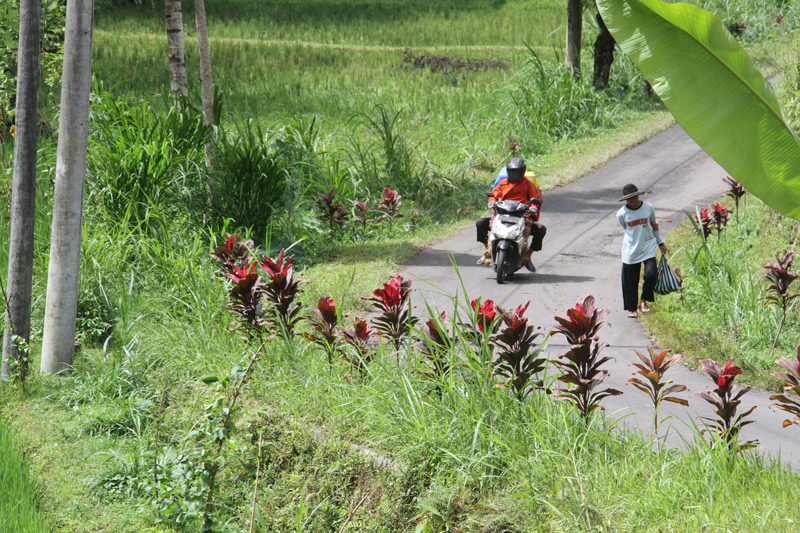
left=596, top=0, right=800, bottom=220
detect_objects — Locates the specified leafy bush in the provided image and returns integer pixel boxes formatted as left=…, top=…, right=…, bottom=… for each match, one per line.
left=87, top=91, right=209, bottom=225
left=507, top=49, right=657, bottom=154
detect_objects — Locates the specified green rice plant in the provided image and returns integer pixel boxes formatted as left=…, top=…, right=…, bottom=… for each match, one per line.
left=0, top=422, right=50, bottom=532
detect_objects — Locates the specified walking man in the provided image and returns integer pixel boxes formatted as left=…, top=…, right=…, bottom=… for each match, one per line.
left=617, top=183, right=666, bottom=318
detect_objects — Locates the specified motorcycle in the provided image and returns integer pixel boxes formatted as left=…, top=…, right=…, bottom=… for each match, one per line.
left=488, top=198, right=540, bottom=284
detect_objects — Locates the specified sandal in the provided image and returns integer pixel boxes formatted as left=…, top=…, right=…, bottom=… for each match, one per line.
left=639, top=302, right=650, bottom=313
left=627, top=311, right=638, bottom=318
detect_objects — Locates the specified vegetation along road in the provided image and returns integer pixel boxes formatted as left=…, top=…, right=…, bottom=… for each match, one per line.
left=400, top=122, right=800, bottom=463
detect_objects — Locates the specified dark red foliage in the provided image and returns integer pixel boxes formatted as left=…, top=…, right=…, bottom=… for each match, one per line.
left=376, top=187, right=404, bottom=225
left=770, top=343, right=800, bottom=428
left=351, top=199, right=376, bottom=229
left=363, top=276, right=418, bottom=350
left=489, top=303, right=547, bottom=401
left=694, top=207, right=713, bottom=238
left=303, top=296, right=340, bottom=366
left=552, top=296, right=621, bottom=417
left=761, top=251, right=799, bottom=308
left=341, top=319, right=377, bottom=375
left=723, top=176, right=746, bottom=220
left=260, top=249, right=304, bottom=335
left=551, top=295, right=609, bottom=347
left=696, top=358, right=757, bottom=450
left=414, top=311, right=455, bottom=385
left=221, top=260, right=268, bottom=339
left=628, top=348, right=688, bottom=436
left=210, top=234, right=253, bottom=276
left=709, top=202, right=730, bottom=238
left=316, top=188, right=347, bottom=229
left=554, top=340, right=621, bottom=418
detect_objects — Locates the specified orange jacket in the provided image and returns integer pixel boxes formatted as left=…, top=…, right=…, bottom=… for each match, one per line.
left=489, top=178, right=542, bottom=220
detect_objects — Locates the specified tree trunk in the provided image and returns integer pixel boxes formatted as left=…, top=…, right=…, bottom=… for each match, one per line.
left=194, top=0, right=215, bottom=169
left=566, top=0, right=582, bottom=78
left=592, top=12, right=615, bottom=91
left=165, top=0, right=188, bottom=102
left=2, top=0, right=41, bottom=381
left=40, top=0, right=94, bottom=376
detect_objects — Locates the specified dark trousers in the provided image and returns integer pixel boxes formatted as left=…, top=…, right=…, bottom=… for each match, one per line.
left=621, top=257, right=657, bottom=312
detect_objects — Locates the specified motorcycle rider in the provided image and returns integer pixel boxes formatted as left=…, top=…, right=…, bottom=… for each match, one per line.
left=476, top=157, right=544, bottom=271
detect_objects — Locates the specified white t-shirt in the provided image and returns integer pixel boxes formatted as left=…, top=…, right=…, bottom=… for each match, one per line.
left=617, top=201, right=663, bottom=264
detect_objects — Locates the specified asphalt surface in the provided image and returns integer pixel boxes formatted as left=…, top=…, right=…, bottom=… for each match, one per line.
left=399, top=123, right=800, bottom=466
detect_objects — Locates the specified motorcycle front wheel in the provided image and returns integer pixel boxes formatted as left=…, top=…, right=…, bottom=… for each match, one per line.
left=496, top=248, right=507, bottom=284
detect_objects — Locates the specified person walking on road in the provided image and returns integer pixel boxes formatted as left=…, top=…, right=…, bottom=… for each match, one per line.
left=617, top=183, right=666, bottom=318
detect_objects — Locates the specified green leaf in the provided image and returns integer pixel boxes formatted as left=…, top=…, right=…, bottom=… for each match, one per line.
left=597, top=0, right=800, bottom=220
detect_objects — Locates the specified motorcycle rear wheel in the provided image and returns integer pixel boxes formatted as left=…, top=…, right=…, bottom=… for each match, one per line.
left=496, top=248, right=507, bottom=284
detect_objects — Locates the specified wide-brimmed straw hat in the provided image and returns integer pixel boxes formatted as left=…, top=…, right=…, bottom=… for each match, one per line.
left=619, top=183, right=644, bottom=201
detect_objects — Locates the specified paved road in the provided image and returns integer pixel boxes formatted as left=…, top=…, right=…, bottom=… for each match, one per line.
left=400, top=124, right=799, bottom=465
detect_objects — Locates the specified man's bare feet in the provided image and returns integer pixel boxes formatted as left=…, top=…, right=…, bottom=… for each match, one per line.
left=640, top=301, right=650, bottom=313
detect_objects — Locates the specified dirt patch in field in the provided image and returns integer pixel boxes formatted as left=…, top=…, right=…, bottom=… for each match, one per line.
left=400, top=48, right=506, bottom=84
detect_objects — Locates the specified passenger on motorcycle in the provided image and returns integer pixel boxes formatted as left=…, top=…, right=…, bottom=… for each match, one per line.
left=476, top=157, right=545, bottom=271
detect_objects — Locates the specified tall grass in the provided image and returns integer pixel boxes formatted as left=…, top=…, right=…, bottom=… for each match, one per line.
left=648, top=198, right=800, bottom=379
left=0, top=421, right=50, bottom=533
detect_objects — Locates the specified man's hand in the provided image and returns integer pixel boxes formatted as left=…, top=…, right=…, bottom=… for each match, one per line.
left=659, top=243, right=667, bottom=255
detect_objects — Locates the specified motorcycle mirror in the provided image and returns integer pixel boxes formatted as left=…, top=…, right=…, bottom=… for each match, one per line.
left=531, top=198, right=541, bottom=206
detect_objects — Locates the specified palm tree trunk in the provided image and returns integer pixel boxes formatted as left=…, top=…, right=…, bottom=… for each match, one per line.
left=165, top=0, right=188, bottom=102
left=566, top=0, right=582, bottom=78
left=2, top=0, right=41, bottom=381
left=40, top=0, right=94, bottom=375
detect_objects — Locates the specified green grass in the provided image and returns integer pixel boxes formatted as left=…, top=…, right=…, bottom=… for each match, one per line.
left=0, top=420, right=49, bottom=533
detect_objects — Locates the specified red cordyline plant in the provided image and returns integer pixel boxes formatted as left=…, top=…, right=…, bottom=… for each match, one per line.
left=303, top=297, right=341, bottom=368
left=723, top=176, right=746, bottom=221
left=260, top=249, right=304, bottom=336
left=210, top=234, right=253, bottom=275
left=364, top=276, right=418, bottom=351
left=221, top=260, right=268, bottom=339
left=414, top=311, right=455, bottom=389
left=551, top=296, right=621, bottom=418
left=351, top=199, right=376, bottom=229
left=627, top=347, right=688, bottom=443
left=489, top=302, right=548, bottom=401
left=696, top=358, right=757, bottom=451
left=376, top=187, right=404, bottom=225
left=315, top=188, right=347, bottom=231
left=460, top=298, right=499, bottom=351
left=709, top=202, right=730, bottom=240
left=693, top=207, right=713, bottom=239
left=770, top=343, right=800, bottom=428
left=341, top=319, right=376, bottom=376
left=761, top=251, right=799, bottom=351
left=551, top=295, right=609, bottom=346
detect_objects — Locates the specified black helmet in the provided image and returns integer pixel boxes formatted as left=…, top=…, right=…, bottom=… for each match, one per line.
left=507, top=157, right=526, bottom=183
